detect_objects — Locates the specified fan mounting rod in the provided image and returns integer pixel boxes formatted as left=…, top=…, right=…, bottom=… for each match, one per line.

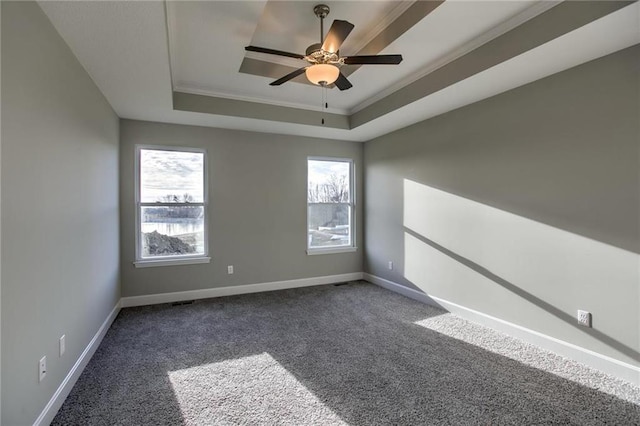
left=243, top=3, right=402, bottom=91
left=313, top=4, right=330, bottom=44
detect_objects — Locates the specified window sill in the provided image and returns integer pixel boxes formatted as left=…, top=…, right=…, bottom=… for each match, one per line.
left=134, top=256, right=211, bottom=268
left=306, top=247, right=357, bottom=256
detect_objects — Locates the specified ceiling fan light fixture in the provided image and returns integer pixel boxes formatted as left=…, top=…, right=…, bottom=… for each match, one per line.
left=246, top=4, right=402, bottom=90
left=305, top=64, right=339, bottom=86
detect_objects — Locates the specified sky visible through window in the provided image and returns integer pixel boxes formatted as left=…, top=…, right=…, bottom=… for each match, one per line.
left=140, top=149, right=204, bottom=202
left=308, top=160, right=349, bottom=187
left=307, top=159, right=352, bottom=248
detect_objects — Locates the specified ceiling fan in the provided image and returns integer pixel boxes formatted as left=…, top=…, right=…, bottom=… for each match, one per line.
left=245, top=4, right=403, bottom=91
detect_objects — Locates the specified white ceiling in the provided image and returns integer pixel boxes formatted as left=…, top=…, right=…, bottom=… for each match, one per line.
left=169, top=1, right=542, bottom=113
left=169, top=0, right=414, bottom=113
left=39, top=1, right=640, bottom=142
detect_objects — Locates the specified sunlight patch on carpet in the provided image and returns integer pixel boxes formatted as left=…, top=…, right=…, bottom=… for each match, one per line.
left=413, top=314, right=640, bottom=404
left=168, top=352, right=347, bottom=425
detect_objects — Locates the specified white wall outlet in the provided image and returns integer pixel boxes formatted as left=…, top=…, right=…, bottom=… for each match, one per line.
left=388, top=261, right=394, bottom=270
left=59, top=335, right=66, bottom=357
left=39, top=356, right=47, bottom=382
left=577, top=310, right=592, bottom=327
left=227, top=265, right=234, bottom=274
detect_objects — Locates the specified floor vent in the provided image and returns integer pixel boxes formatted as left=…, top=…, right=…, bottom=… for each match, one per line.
left=171, top=300, right=195, bottom=306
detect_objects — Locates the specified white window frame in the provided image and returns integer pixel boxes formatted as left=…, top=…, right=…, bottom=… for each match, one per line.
left=134, top=145, right=210, bottom=268
left=306, top=156, right=357, bottom=255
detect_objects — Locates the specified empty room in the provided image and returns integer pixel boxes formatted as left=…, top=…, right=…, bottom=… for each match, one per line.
left=1, top=0, right=639, bottom=424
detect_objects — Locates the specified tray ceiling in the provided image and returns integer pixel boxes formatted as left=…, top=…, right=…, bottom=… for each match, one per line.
left=168, top=0, right=543, bottom=113
left=39, top=1, right=640, bottom=141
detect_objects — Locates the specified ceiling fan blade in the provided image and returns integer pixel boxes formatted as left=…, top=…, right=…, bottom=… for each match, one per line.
left=343, top=54, right=403, bottom=65
left=321, top=20, right=355, bottom=53
left=334, top=72, right=352, bottom=91
left=245, top=46, right=305, bottom=60
left=270, top=67, right=307, bottom=86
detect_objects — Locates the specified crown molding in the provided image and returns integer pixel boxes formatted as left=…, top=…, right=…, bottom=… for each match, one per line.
left=173, top=84, right=349, bottom=115
left=346, top=0, right=416, bottom=55
left=349, top=1, right=561, bottom=114
left=165, top=0, right=177, bottom=92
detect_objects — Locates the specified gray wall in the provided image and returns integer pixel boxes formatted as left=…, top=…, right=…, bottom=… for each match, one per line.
left=120, top=120, right=363, bottom=297
left=1, top=2, right=120, bottom=424
left=364, top=46, right=639, bottom=367
left=0, top=3, right=3, bottom=420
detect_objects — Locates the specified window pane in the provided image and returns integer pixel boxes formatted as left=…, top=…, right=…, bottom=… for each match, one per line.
left=140, top=206, right=205, bottom=257
left=308, top=160, right=350, bottom=203
left=140, top=149, right=204, bottom=203
left=308, top=203, right=351, bottom=248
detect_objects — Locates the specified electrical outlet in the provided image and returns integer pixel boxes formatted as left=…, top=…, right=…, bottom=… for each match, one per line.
left=577, top=310, right=592, bottom=328
left=388, top=261, right=393, bottom=270
left=59, top=335, right=66, bottom=357
left=39, top=356, right=47, bottom=382
left=227, top=265, right=234, bottom=274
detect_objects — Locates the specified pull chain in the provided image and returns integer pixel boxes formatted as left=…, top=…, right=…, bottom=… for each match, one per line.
left=321, top=86, right=324, bottom=125
left=321, top=85, right=328, bottom=125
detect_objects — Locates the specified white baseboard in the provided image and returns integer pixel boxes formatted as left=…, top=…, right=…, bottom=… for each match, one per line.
left=33, top=302, right=121, bottom=426
left=32, top=272, right=638, bottom=426
left=364, top=273, right=640, bottom=386
left=32, top=273, right=362, bottom=424
left=121, top=272, right=364, bottom=308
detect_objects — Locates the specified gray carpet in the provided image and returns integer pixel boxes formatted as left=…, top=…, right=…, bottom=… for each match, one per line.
left=53, top=281, right=640, bottom=425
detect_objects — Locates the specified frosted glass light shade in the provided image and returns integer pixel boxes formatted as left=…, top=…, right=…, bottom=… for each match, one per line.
left=305, top=64, right=339, bottom=86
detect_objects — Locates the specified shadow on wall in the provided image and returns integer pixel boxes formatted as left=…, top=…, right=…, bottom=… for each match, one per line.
left=402, top=178, right=640, bottom=364
left=51, top=283, right=640, bottom=425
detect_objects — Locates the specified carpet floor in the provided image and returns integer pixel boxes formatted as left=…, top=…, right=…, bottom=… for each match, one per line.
left=53, top=281, right=640, bottom=425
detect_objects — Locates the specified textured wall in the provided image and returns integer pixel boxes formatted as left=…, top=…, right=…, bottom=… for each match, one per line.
left=120, top=120, right=363, bottom=297
left=364, top=46, right=639, bottom=368
left=1, top=2, right=120, bottom=424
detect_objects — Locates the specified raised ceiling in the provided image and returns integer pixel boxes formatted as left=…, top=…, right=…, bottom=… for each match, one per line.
left=39, top=1, right=639, bottom=142
left=170, top=1, right=541, bottom=113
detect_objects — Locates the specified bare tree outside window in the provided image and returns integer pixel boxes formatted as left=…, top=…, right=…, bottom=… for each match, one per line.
left=307, top=159, right=353, bottom=250
left=137, top=148, right=207, bottom=259
left=308, top=172, right=349, bottom=203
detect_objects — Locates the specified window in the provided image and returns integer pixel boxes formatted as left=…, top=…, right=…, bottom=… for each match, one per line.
left=307, top=157, right=355, bottom=254
left=135, top=146, right=209, bottom=267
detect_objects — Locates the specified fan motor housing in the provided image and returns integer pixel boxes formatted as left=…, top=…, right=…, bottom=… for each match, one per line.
left=244, top=2, right=401, bottom=90
left=305, top=43, right=322, bottom=56
left=305, top=43, right=340, bottom=65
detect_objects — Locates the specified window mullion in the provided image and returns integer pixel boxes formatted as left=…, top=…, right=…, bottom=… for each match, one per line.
left=136, top=146, right=208, bottom=263
left=139, top=202, right=205, bottom=207
left=307, top=157, right=355, bottom=253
